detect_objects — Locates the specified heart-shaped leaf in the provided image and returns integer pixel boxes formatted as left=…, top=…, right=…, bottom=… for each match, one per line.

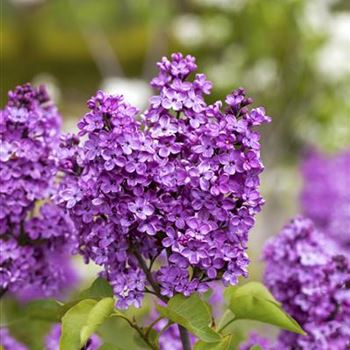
left=80, top=297, right=115, bottom=345
left=157, top=294, right=221, bottom=343
left=60, top=297, right=114, bottom=350
left=228, top=282, right=305, bottom=335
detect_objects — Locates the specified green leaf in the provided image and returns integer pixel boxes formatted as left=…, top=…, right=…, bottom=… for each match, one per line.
left=217, top=310, right=235, bottom=332
left=228, top=282, right=281, bottom=305
left=133, top=328, right=159, bottom=350
left=60, top=299, right=97, bottom=350
left=99, top=343, right=123, bottom=350
left=80, top=277, right=113, bottom=299
left=194, top=335, right=233, bottom=350
left=228, top=282, right=305, bottom=335
left=60, top=297, right=114, bottom=350
left=157, top=294, right=221, bottom=343
left=80, top=297, right=115, bottom=345
left=25, top=299, right=63, bottom=322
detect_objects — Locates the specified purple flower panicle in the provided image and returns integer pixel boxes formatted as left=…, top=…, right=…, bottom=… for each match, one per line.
left=58, top=53, right=270, bottom=308
left=0, top=84, right=76, bottom=299
left=263, top=216, right=350, bottom=350
left=301, top=150, right=350, bottom=251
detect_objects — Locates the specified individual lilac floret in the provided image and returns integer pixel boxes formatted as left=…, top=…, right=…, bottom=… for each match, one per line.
left=239, top=332, right=272, bottom=350
left=263, top=216, right=350, bottom=350
left=45, top=324, right=101, bottom=350
left=0, top=327, right=28, bottom=350
left=0, top=84, right=76, bottom=299
left=57, top=53, right=270, bottom=309
left=301, top=150, right=350, bottom=251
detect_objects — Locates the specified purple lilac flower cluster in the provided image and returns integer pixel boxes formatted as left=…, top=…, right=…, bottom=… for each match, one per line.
left=57, top=53, right=270, bottom=308
left=301, top=150, right=350, bottom=251
left=263, top=216, right=350, bottom=350
left=45, top=324, right=101, bottom=350
left=0, top=84, right=76, bottom=299
left=0, top=327, right=28, bottom=350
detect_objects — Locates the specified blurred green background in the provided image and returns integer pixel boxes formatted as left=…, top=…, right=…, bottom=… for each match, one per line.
left=3, top=0, right=349, bottom=247
left=1, top=0, right=350, bottom=348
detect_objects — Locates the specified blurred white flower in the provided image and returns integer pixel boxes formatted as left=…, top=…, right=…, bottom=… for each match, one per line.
left=172, top=15, right=204, bottom=47
left=244, top=58, right=278, bottom=92
left=317, top=14, right=350, bottom=80
left=304, top=0, right=350, bottom=80
left=205, top=15, right=231, bottom=44
left=101, top=77, right=152, bottom=110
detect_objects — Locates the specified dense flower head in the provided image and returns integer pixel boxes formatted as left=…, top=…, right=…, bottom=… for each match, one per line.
left=263, top=216, right=350, bottom=349
left=0, top=84, right=61, bottom=229
left=0, top=327, right=28, bottom=350
left=0, top=84, right=76, bottom=298
left=57, top=53, right=270, bottom=308
left=301, top=150, right=350, bottom=251
left=45, top=324, right=101, bottom=350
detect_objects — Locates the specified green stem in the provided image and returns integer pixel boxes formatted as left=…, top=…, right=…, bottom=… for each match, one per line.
left=0, top=288, right=7, bottom=299
left=112, top=313, right=158, bottom=350
left=146, top=316, right=163, bottom=337
left=133, top=248, right=192, bottom=350
left=132, top=248, right=168, bottom=303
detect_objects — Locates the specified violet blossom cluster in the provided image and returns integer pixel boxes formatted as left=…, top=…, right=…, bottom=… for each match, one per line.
left=57, top=53, right=270, bottom=309
left=45, top=324, right=101, bottom=350
left=263, top=216, right=350, bottom=350
left=0, top=328, right=28, bottom=350
left=0, top=84, right=76, bottom=299
left=301, top=150, right=350, bottom=251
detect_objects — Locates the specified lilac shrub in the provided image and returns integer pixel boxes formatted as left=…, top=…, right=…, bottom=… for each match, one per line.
left=0, top=84, right=76, bottom=299
left=263, top=216, right=350, bottom=349
left=301, top=150, right=350, bottom=251
left=57, top=53, right=271, bottom=309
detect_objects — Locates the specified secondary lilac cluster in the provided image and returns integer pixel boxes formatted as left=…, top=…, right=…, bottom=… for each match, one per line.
left=263, top=216, right=350, bottom=349
left=0, top=84, right=76, bottom=299
left=301, top=150, right=350, bottom=251
left=57, top=53, right=270, bottom=308
left=45, top=324, right=101, bottom=350
left=0, top=327, right=28, bottom=350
